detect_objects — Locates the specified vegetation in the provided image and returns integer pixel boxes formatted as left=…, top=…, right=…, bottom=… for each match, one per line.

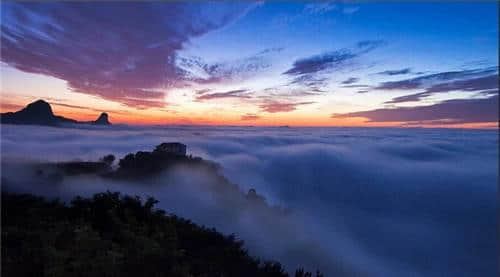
left=37, top=145, right=218, bottom=179
left=2, top=191, right=323, bottom=277
left=115, top=149, right=215, bottom=178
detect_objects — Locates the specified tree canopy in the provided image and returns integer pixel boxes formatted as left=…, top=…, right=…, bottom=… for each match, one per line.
left=2, top=191, right=323, bottom=277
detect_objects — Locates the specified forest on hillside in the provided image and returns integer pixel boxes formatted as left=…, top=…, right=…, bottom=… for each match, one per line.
left=2, top=191, right=323, bottom=277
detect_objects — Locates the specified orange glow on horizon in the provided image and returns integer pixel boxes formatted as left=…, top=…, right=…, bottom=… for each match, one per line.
left=1, top=100, right=497, bottom=130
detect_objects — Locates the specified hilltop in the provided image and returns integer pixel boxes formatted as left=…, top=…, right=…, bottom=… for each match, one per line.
left=0, top=99, right=111, bottom=126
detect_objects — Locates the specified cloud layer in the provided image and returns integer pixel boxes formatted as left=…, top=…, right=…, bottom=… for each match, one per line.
left=1, top=124, right=497, bottom=277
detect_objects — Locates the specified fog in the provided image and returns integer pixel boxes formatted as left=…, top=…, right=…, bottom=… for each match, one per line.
left=1, top=124, right=497, bottom=276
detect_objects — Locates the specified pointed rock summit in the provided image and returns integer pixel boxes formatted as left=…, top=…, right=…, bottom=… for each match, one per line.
left=1, top=99, right=111, bottom=127
left=94, top=112, right=111, bottom=125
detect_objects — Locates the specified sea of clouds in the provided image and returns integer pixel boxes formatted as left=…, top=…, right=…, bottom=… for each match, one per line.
left=1, top=124, right=498, bottom=276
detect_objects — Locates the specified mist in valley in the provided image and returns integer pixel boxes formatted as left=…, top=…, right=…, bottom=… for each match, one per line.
left=1, top=124, right=497, bottom=276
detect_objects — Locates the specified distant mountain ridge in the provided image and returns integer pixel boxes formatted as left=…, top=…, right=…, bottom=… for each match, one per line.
left=1, top=100, right=111, bottom=126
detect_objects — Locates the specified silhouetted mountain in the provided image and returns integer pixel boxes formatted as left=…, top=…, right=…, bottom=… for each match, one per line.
left=93, top=112, right=111, bottom=125
left=0, top=99, right=110, bottom=127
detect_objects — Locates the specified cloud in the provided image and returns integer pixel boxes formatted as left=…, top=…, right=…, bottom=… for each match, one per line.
left=342, top=6, right=360, bottom=14
left=259, top=100, right=315, bottom=113
left=284, top=40, right=384, bottom=76
left=376, top=67, right=498, bottom=91
left=195, top=89, right=212, bottom=95
left=195, top=89, right=251, bottom=101
left=304, top=3, right=337, bottom=15
left=0, top=102, right=24, bottom=111
left=304, top=3, right=358, bottom=16
left=341, top=77, right=359, bottom=85
left=334, top=94, right=498, bottom=124
left=287, top=75, right=329, bottom=90
left=425, top=74, right=498, bottom=94
left=342, top=84, right=371, bottom=88
left=376, top=68, right=412, bottom=76
left=380, top=67, right=499, bottom=103
left=355, top=40, right=386, bottom=52
left=0, top=2, right=255, bottom=108
left=1, top=124, right=497, bottom=277
left=176, top=47, right=283, bottom=85
left=283, top=40, right=385, bottom=90
left=240, top=113, right=261, bottom=121
left=283, top=50, right=356, bottom=76
left=270, top=89, right=321, bottom=97
left=384, top=92, right=430, bottom=104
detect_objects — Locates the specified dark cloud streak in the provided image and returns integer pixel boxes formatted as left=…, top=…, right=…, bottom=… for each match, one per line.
left=283, top=40, right=385, bottom=76
left=376, top=68, right=412, bottom=76
left=341, top=77, right=359, bottom=85
left=334, top=95, right=498, bottom=124
left=380, top=67, right=498, bottom=104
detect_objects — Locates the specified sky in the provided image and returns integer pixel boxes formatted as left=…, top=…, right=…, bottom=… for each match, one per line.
left=0, top=1, right=498, bottom=127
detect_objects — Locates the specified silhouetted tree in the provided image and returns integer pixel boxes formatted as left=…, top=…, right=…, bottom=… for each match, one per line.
left=100, top=154, right=115, bottom=166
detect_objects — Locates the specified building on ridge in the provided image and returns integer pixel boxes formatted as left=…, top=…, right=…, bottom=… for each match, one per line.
left=154, top=142, right=187, bottom=156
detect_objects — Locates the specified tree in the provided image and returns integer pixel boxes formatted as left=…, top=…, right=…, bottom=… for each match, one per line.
left=100, top=154, right=116, bottom=166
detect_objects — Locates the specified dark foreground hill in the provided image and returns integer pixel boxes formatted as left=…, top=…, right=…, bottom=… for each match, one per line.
left=0, top=99, right=110, bottom=126
left=2, top=191, right=323, bottom=277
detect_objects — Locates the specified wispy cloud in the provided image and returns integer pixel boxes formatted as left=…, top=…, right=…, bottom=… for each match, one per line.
left=342, top=6, right=360, bottom=15
left=240, top=113, right=261, bottom=121
left=195, top=89, right=212, bottom=95
left=341, top=77, right=359, bottom=85
left=283, top=40, right=385, bottom=89
left=304, top=2, right=337, bottom=15
left=196, top=89, right=251, bottom=101
left=342, top=84, right=372, bottom=89
left=259, top=100, right=315, bottom=113
left=177, top=48, right=283, bottom=85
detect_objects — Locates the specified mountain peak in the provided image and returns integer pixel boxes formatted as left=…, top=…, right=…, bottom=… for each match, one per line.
left=23, top=100, right=54, bottom=117
left=1, top=99, right=111, bottom=127
left=94, top=112, right=111, bottom=125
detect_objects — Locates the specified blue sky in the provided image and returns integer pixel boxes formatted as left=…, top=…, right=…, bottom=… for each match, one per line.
left=0, top=1, right=498, bottom=126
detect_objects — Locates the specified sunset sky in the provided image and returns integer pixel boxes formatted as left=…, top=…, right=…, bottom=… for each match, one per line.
left=1, top=2, right=498, bottom=127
